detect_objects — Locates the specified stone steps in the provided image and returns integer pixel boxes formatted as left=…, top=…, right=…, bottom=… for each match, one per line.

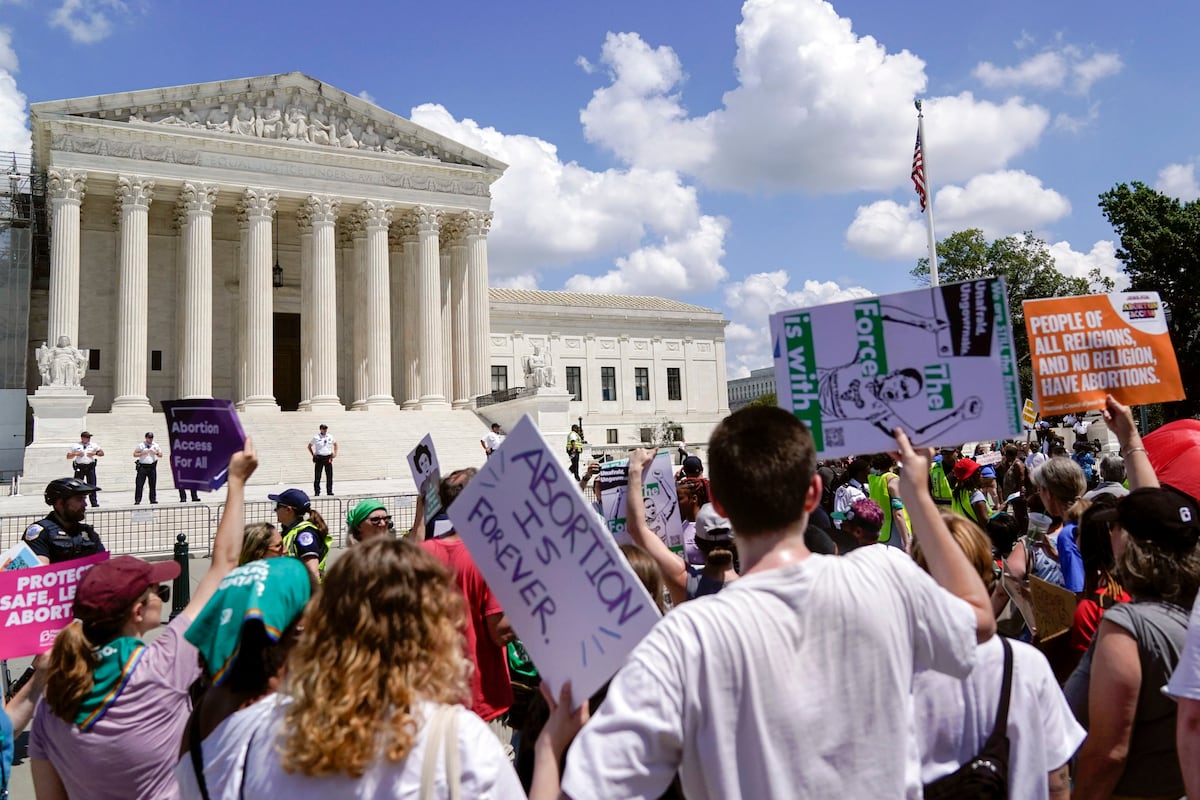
left=22, top=407, right=496, bottom=494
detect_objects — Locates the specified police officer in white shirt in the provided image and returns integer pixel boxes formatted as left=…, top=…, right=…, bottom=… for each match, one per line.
left=133, top=431, right=164, bottom=504
left=66, top=431, right=104, bottom=507
left=308, top=424, right=337, bottom=495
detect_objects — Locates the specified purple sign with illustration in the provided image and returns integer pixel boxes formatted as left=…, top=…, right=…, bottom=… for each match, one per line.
left=161, top=399, right=247, bottom=491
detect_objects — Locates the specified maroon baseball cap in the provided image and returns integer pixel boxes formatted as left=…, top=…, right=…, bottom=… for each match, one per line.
left=74, top=555, right=181, bottom=622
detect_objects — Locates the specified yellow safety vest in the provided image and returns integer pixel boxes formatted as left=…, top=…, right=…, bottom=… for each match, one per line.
left=868, top=472, right=910, bottom=545
left=282, top=519, right=332, bottom=581
left=930, top=462, right=953, bottom=506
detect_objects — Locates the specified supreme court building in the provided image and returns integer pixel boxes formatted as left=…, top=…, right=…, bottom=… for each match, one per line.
left=29, top=72, right=500, bottom=414
left=10, top=73, right=730, bottom=487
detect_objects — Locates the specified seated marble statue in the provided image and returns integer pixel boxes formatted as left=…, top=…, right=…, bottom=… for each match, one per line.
left=36, top=336, right=87, bottom=388
left=285, top=104, right=309, bottom=142
left=159, top=103, right=202, bottom=127
left=231, top=102, right=257, bottom=136
left=206, top=104, right=231, bottom=132
left=309, top=102, right=334, bottom=146
left=360, top=122, right=383, bottom=151
left=523, top=344, right=554, bottom=389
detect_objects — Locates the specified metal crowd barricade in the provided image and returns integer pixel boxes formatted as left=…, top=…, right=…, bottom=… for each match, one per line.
left=0, top=491, right=425, bottom=559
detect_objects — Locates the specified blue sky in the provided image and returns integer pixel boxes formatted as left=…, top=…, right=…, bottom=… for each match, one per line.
left=2, top=0, right=1197, bottom=377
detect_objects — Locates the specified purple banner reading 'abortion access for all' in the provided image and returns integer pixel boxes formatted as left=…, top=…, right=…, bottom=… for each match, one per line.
left=161, top=399, right=247, bottom=492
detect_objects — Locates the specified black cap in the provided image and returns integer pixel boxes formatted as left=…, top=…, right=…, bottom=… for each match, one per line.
left=1093, top=486, right=1200, bottom=550
left=45, top=477, right=101, bottom=505
left=319, top=424, right=328, bottom=430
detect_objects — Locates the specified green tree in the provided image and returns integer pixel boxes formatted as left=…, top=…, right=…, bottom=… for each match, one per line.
left=744, top=391, right=777, bottom=408
left=912, top=229, right=1113, bottom=403
left=1098, top=182, right=1200, bottom=421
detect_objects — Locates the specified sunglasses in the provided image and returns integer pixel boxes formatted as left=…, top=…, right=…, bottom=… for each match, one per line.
left=366, top=515, right=393, bottom=526
left=154, top=584, right=170, bottom=602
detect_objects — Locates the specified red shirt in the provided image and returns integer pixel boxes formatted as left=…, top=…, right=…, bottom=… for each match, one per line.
left=421, top=537, right=512, bottom=720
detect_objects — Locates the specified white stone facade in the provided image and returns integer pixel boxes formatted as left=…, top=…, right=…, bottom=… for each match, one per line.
left=728, top=366, right=776, bottom=411
left=28, top=73, right=503, bottom=413
left=487, top=289, right=730, bottom=447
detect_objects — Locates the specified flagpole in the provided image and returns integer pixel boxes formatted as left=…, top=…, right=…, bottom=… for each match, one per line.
left=915, top=99, right=940, bottom=287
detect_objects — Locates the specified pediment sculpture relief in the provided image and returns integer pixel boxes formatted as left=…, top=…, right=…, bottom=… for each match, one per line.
left=82, top=90, right=456, bottom=163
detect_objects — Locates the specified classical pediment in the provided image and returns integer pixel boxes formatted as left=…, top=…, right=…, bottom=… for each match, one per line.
left=30, top=72, right=506, bottom=173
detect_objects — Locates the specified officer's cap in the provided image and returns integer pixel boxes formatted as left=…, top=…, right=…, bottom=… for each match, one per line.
left=44, top=476, right=100, bottom=505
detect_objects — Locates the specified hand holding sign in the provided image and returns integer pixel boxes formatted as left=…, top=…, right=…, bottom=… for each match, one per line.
left=160, top=399, right=248, bottom=491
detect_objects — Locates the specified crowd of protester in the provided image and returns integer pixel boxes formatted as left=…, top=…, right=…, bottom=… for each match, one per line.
left=2, top=395, right=1200, bottom=799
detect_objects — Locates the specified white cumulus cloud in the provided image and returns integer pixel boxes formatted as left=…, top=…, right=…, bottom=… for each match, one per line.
left=50, top=0, right=128, bottom=44
left=579, top=0, right=1049, bottom=193
left=846, top=170, right=1071, bottom=259
left=722, top=271, right=874, bottom=374
left=1155, top=162, right=1200, bottom=202
left=409, top=103, right=728, bottom=293
left=0, top=29, right=29, bottom=157
left=1048, top=239, right=1128, bottom=290
left=973, top=43, right=1122, bottom=94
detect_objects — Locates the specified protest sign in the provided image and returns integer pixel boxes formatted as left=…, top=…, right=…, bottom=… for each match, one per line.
left=446, top=415, right=661, bottom=703
left=0, top=552, right=108, bottom=660
left=1023, top=292, right=1184, bottom=415
left=1030, top=575, right=1077, bottom=642
left=1022, top=399, right=1037, bottom=430
left=770, top=278, right=1022, bottom=457
left=161, top=399, right=247, bottom=491
left=1, top=541, right=41, bottom=571
left=976, top=451, right=1003, bottom=467
left=407, top=433, right=442, bottom=522
left=599, top=451, right=683, bottom=553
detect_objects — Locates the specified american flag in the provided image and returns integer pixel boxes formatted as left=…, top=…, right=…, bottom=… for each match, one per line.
left=911, top=128, right=928, bottom=212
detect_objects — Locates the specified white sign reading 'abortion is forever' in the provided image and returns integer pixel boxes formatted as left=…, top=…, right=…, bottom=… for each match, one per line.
left=447, top=415, right=662, bottom=703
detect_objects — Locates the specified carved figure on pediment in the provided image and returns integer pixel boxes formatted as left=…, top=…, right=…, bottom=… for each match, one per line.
left=232, top=102, right=257, bottom=136
left=36, top=336, right=88, bottom=388
left=128, top=110, right=146, bottom=123
left=309, top=102, right=334, bottom=146
left=256, top=95, right=283, bottom=139
left=159, top=103, right=202, bottom=128
left=360, top=122, right=383, bottom=151
left=337, top=120, right=360, bottom=149
left=382, top=134, right=410, bottom=155
left=284, top=103, right=310, bottom=142
left=205, top=104, right=231, bottom=132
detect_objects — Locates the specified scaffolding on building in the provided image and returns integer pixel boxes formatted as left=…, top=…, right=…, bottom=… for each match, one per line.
left=0, top=152, right=44, bottom=389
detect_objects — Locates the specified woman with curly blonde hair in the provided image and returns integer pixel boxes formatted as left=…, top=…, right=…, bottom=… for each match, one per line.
left=240, top=536, right=524, bottom=797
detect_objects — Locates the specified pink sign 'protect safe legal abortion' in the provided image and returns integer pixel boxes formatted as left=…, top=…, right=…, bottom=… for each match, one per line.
left=0, top=552, right=109, bottom=660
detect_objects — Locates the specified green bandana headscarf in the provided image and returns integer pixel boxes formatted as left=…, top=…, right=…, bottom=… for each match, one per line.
left=347, top=499, right=386, bottom=532
left=185, top=558, right=311, bottom=685
left=76, top=636, right=145, bottom=729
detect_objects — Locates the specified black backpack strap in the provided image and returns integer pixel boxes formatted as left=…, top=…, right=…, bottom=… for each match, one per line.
left=187, top=694, right=213, bottom=800
left=983, top=637, right=1013, bottom=749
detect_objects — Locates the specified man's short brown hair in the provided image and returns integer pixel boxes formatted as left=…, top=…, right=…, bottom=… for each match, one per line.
left=707, top=406, right=816, bottom=536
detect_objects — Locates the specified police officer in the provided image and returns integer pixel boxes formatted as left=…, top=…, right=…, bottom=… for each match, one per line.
left=65, top=431, right=104, bottom=507
left=270, top=488, right=332, bottom=583
left=25, top=477, right=107, bottom=565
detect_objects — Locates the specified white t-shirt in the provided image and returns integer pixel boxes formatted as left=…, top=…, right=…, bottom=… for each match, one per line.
left=562, top=546, right=978, bottom=800
left=1166, top=592, right=1200, bottom=700
left=832, top=478, right=867, bottom=528
left=482, top=431, right=503, bottom=451
left=175, top=694, right=279, bottom=800
left=69, top=441, right=101, bottom=464
left=1025, top=451, right=1048, bottom=472
left=913, top=636, right=1085, bottom=798
left=240, top=698, right=522, bottom=799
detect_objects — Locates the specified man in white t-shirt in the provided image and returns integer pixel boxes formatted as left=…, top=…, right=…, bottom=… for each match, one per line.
left=553, top=406, right=996, bottom=800
left=481, top=423, right=503, bottom=458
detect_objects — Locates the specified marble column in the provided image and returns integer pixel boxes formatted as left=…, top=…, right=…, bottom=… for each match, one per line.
left=234, top=208, right=249, bottom=405
left=304, top=195, right=341, bottom=409
left=349, top=212, right=368, bottom=409
left=363, top=201, right=395, bottom=408
left=448, top=221, right=471, bottom=408
left=296, top=204, right=314, bottom=410
left=464, top=211, right=493, bottom=400
left=46, top=169, right=87, bottom=348
left=111, top=176, right=154, bottom=412
left=439, top=239, right=453, bottom=403
left=388, top=226, right=404, bottom=405
left=239, top=188, right=278, bottom=409
left=399, top=213, right=421, bottom=409
left=415, top=206, right=447, bottom=407
left=177, top=183, right=217, bottom=399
